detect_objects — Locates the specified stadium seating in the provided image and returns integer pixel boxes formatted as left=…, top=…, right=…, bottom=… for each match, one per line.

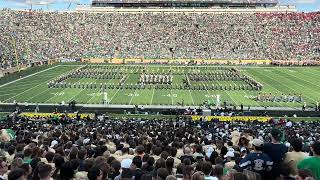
left=0, top=10, right=320, bottom=69
left=0, top=116, right=319, bottom=180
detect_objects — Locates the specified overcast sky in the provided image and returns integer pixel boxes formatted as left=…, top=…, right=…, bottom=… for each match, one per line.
left=1, top=0, right=319, bottom=12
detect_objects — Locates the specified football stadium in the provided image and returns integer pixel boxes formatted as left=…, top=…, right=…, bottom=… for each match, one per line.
left=1, top=0, right=320, bottom=179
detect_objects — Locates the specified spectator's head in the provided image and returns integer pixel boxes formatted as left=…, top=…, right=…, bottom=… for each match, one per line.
left=11, top=157, right=23, bottom=170
left=78, top=149, right=87, bottom=160
left=160, top=151, right=169, bottom=160
left=311, top=141, right=320, bottom=156
left=20, top=163, right=32, bottom=176
left=291, top=138, right=303, bottom=152
left=252, top=139, right=264, bottom=151
left=183, top=165, right=194, bottom=180
left=296, top=169, right=314, bottom=180
left=54, top=154, right=65, bottom=170
left=191, top=171, right=205, bottom=180
left=202, top=162, right=212, bottom=176
left=111, top=160, right=121, bottom=173
left=270, top=129, right=282, bottom=142
left=136, top=146, right=145, bottom=156
left=132, top=156, right=142, bottom=170
left=23, top=149, right=32, bottom=158
left=38, top=164, right=52, bottom=180
left=0, top=157, right=8, bottom=174
left=45, top=152, right=55, bottom=163
left=232, top=172, right=249, bottom=180
left=87, top=166, right=103, bottom=180
left=8, top=168, right=26, bottom=180
left=213, top=164, right=223, bottom=178
left=157, top=168, right=169, bottom=180
left=59, top=162, right=75, bottom=180
left=8, top=145, right=16, bottom=155
left=166, top=175, right=177, bottom=180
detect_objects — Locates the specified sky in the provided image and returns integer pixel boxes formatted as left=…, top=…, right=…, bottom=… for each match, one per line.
left=1, top=0, right=319, bottom=12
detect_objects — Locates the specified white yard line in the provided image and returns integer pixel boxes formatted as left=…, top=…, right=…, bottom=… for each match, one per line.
left=188, top=89, right=195, bottom=105
left=150, top=87, right=155, bottom=105
left=0, top=65, right=59, bottom=88
left=171, top=88, right=174, bottom=105
left=129, top=88, right=138, bottom=105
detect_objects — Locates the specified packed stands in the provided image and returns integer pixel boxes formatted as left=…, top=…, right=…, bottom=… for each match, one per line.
left=1, top=10, right=320, bottom=69
left=0, top=116, right=319, bottom=180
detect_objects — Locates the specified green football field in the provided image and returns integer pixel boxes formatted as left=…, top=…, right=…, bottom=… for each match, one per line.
left=0, top=64, right=320, bottom=108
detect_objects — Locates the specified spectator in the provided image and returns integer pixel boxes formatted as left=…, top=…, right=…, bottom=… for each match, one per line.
left=8, top=168, right=26, bottom=180
left=37, top=164, right=53, bottom=180
left=298, top=142, right=320, bottom=180
left=87, top=166, right=103, bottom=180
left=263, top=128, right=288, bottom=179
left=284, top=138, right=307, bottom=175
left=240, top=139, right=273, bottom=178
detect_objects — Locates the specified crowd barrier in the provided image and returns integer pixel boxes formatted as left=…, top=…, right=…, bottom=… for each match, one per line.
left=191, top=115, right=271, bottom=122
left=19, top=112, right=94, bottom=119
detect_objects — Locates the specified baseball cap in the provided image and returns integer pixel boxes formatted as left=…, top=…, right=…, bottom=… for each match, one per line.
left=224, top=151, right=235, bottom=158
left=252, top=139, right=264, bottom=147
left=121, top=159, right=132, bottom=169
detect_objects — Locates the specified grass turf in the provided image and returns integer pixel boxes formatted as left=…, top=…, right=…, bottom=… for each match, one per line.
left=0, top=64, right=320, bottom=108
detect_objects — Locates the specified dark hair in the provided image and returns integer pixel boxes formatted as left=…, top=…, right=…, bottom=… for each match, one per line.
left=153, top=147, right=162, bottom=156
left=202, top=162, right=212, bottom=176
left=8, top=168, right=26, bottom=180
left=213, top=164, right=223, bottom=178
left=298, top=169, right=314, bottom=179
left=160, top=151, right=169, bottom=160
left=171, top=147, right=177, bottom=157
left=183, top=165, right=194, bottom=179
left=140, top=173, right=153, bottom=180
left=45, top=152, right=55, bottom=162
left=58, top=162, right=75, bottom=180
left=132, top=156, right=142, bottom=169
left=155, top=158, right=166, bottom=170
left=157, top=168, right=169, bottom=180
left=233, top=172, right=249, bottom=180
left=291, top=138, right=303, bottom=152
left=111, top=160, right=121, bottom=172
left=30, top=157, right=41, bottom=172
left=196, top=145, right=203, bottom=153
left=24, top=148, right=32, bottom=157
left=8, top=145, right=16, bottom=155
left=20, top=164, right=31, bottom=175
left=312, top=141, right=320, bottom=155
left=87, top=166, right=101, bottom=180
left=136, top=146, right=145, bottom=155
left=78, top=149, right=87, bottom=160
left=38, top=164, right=52, bottom=179
left=166, top=157, right=174, bottom=170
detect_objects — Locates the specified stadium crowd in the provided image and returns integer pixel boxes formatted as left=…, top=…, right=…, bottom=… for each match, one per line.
left=0, top=116, right=320, bottom=180
left=1, top=10, right=320, bottom=69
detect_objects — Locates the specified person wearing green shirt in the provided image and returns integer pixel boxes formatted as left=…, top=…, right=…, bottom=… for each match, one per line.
left=298, top=141, right=320, bottom=180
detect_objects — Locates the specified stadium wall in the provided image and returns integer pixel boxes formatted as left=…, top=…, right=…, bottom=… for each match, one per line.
left=81, top=58, right=272, bottom=65
left=75, top=4, right=296, bottom=13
